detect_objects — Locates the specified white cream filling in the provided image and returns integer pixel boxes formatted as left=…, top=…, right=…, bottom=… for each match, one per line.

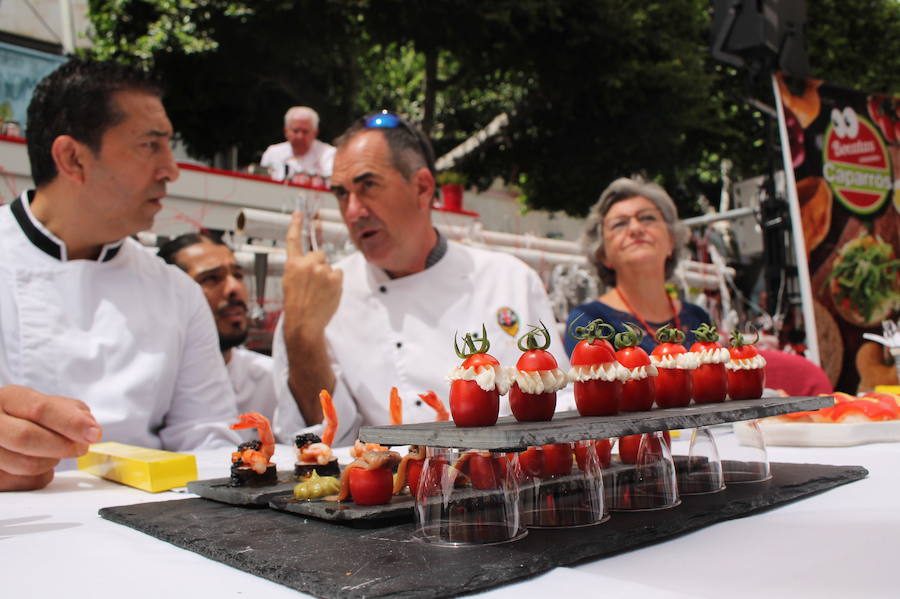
left=651, top=352, right=700, bottom=370
left=508, top=367, right=568, bottom=394
left=568, top=362, right=631, bottom=383
left=624, top=363, right=658, bottom=380
left=692, top=347, right=731, bottom=365
left=725, top=354, right=767, bottom=370
left=447, top=364, right=511, bottom=395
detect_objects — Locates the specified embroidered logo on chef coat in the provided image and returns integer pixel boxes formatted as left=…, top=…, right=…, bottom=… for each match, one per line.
left=496, top=307, right=520, bottom=337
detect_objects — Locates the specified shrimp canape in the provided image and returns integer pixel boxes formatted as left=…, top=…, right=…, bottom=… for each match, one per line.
left=229, top=412, right=277, bottom=486
left=293, top=390, right=341, bottom=479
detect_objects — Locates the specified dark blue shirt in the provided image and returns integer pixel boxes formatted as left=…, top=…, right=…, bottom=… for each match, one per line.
left=564, top=299, right=712, bottom=356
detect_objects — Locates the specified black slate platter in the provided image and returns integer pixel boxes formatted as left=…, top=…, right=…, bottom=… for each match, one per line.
left=187, top=472, right=298, bottom=506
left=358, top=396, right=832, bottom=450
left=100, top=462, right=866, bottom=599
left=270, top=492, right=416, bottom=521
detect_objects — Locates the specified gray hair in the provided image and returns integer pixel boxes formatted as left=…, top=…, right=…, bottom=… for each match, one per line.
left=580, top=177, right=689, bottom=288
left=284, top=106, right=320, bottom=129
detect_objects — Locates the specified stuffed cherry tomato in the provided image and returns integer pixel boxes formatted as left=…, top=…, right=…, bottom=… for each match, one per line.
left=508, top=322, right=568, bottom=422
left=650, top=324, right=697, bottom=408
left=567, top=318, right=626, bottom=416
left=615, top=323, right=657, bottom=411
left=574, top=439, right=612, bottom=471
left=447, top=325, right=510, bottom=426
left=726, top=330, right=767, bottom=400
left=334, top=449, right=401, bottom=506
left=689, top=323, right=730, bottom=404
left=540, top=443, right=574, bottom=477
left=463, top=452, right=509, bottom=490
left=618, top=432, right=670, bottom=464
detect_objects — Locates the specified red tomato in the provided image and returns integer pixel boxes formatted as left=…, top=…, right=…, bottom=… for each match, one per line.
left=654, top=367, right=692, bottom=408
left=690, top=340, right=728, bottom=403
left=518, top=447, right=544, bottom=478
left=574, top=439, right=612, bottom=471
left=509, top=384, right=556, bottom=421
left=726, top=341, right=765, bottom=400
left=618, top=433, right=669, bottom=464
left=728, top=369, right=765, bottom=400
left=570, top=337, right=617, bottom=366
left=621, top=377, right=655, bottom=411
left=405, top=458, right=424, bottom=497
left=466, top=453, right=507, bottom=490
left=616, top=345, right=656, bottom=411
left=540, top=443, right=573, bottom=477
left=574, top=379, right=621, bottom=416
left=450, top=379, right=500, bottom=426
left=651, top=339, right=692, bottom=408
left=348, top=467, right=393, bottom=505
left=516, top=348, right=558, bottom=371
left=618, top=434, right=642, bottom=464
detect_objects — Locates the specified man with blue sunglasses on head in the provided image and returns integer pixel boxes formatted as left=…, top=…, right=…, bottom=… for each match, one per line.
left=271, top=111, right=572, bottom=446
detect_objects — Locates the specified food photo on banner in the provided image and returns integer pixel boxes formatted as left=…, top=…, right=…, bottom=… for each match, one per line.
left=775, top=72, right=900, bottom=394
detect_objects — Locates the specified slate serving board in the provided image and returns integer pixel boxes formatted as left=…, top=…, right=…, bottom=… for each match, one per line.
left=100, top=461, right=866, bottom=599
left=270, top=492, right=416, bottom=521
left=358, top=396, right=832, bottom=450
left=187, top=472, right=299, bottom=506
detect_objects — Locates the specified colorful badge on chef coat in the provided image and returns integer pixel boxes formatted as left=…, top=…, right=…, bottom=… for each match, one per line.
left=496, top=307, right=520, bottom=337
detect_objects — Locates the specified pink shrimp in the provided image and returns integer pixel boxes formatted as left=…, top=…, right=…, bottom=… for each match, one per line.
left=350, top=439, right=388, bottom=459
left=319, top=389, right=338, bottom=447
left=299, top=442, right=334, bottom=466
left=390, top=387, right=403, bottom=426
left=230, top=412, right=275, bottom=474
left=418, top=390, right=450, bottom=422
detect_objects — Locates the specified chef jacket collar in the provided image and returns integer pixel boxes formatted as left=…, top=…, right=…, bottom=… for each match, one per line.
left=381, top=227, right=447, bottom=280
left=12, top=190, right=124, bottom=262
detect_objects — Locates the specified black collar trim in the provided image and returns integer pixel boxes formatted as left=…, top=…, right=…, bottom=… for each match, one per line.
left=11, top=191, right=124, bottom=262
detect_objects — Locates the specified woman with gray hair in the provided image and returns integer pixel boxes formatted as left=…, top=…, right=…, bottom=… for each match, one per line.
left=564, top=177, right=711, bottom=355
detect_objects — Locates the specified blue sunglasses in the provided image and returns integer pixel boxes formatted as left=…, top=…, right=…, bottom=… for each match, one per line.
left=362, top=110, right=436, bottom=177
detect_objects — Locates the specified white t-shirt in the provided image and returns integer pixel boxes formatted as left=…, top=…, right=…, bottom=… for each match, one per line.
left=260, top=139, right=336, bottom=180
left=0, top=191, right=241, bottom=451
left=272, top=241, right=574, bottom=447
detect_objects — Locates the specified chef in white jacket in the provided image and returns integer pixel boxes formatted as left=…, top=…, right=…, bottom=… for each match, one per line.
left=272, top=112, right=572, bottom=447
left=0, top=59, right=239, bottom=492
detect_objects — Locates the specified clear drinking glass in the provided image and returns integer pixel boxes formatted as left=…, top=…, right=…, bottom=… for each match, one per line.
left=675, top=427, right=726, bottom=495
left=723, top=419, right=772, bottom=483
left=609, top=431, right=681, bottom=511
left=413, top=447, right=526, bottom=546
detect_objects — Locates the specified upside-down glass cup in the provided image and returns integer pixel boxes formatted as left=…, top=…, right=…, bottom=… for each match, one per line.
left=723, top=419, right=772, bottom=483
left=518, top=441, right=608, bottom=528
left=609, top=431, right=681, bottom=511
left=413, top=447, right=527, bottom=546
left=675, top=427, right=726, bottom=495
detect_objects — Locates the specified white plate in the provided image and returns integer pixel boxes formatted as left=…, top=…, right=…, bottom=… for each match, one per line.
left=734, top=419, right=900, bottom=447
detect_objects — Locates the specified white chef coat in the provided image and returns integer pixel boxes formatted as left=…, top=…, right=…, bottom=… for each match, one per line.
left=272, top=240, right=574, bottom=447
left=260, top=139, right=337, bottom=180
left=226, top=347, right=277, bottom=420
left=0, top=191, right=241, bottom=452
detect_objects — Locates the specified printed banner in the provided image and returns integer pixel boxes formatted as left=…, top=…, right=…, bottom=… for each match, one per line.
left=776, top=73, right=900, bottom=393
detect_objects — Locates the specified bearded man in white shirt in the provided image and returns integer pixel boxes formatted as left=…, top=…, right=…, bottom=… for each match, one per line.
left=260, top=106, right=336, bottom=181
left=0, top=59, right=240, bottom=491
left=271, top=112, right=571, bottom=446
left=158, top=232, right=280, bottom=421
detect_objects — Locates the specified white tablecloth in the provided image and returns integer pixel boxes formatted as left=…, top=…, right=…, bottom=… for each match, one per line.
left=3, top=429, right=896, bottom=599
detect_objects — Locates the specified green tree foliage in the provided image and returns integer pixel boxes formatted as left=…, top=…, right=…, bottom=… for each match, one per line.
left=83, top=0, right=900, bottom=216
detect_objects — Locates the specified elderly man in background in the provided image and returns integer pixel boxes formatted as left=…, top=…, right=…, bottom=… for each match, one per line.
left=0, top=59, right=239, bottom=492
left=260, top=106, right=336, bottom=181
left=158, top=232, right=279, bottom=421
left=272, top=111, right=571, bottom=446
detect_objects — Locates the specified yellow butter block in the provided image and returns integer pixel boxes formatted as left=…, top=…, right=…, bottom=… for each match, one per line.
left=77, top=442, right=198, bottom=493
left=875, top=385, right=900, bottom=394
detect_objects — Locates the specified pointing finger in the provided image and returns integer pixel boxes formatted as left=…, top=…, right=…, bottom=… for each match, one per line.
left=286, top=211, right=305, bottom=260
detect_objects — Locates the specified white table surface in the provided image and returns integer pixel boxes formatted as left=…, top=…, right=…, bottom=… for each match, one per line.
left=3, top=428, right=896, bottom=599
